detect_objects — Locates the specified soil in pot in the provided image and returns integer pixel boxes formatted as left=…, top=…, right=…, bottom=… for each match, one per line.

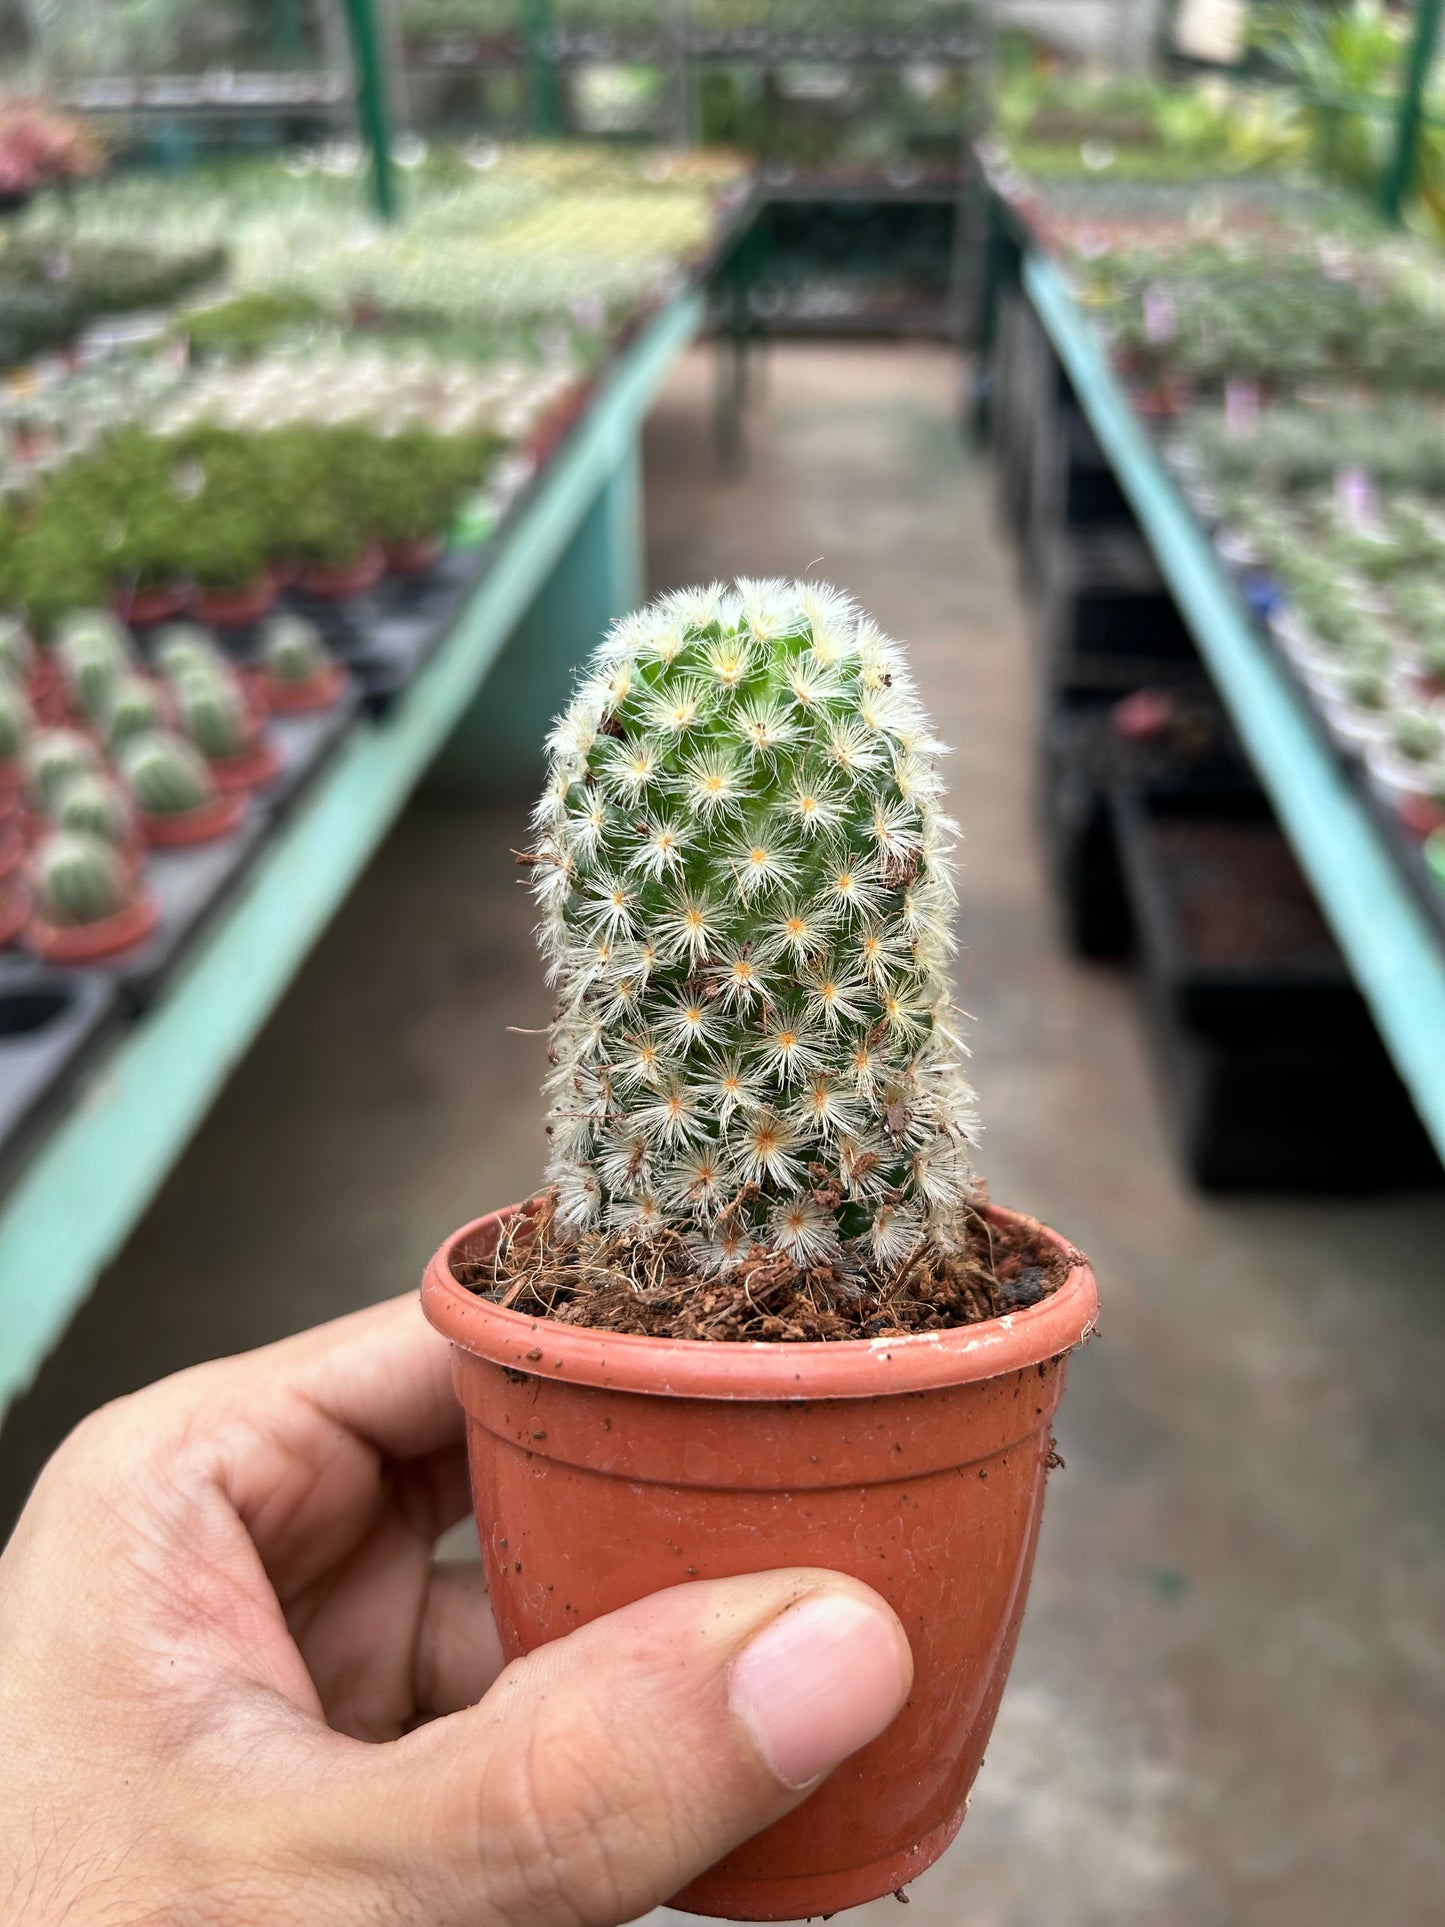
left=423, top=1195, right=1097, bottom=1921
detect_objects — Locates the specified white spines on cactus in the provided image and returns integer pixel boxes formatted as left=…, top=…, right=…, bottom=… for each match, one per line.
left=530, top=579, right=979, bottom=1271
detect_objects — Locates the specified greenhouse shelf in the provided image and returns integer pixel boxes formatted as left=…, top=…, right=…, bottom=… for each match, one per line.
left=0, top=283, right=704, bottom=1419
left=1021, top=250, right=1445, bottom=1168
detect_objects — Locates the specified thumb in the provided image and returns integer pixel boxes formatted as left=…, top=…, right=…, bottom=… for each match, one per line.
left=298, top=1569, right=912, bottom=1927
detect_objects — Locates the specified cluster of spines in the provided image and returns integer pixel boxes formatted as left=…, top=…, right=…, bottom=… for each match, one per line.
left=529, top=579, right=978, bottom=1271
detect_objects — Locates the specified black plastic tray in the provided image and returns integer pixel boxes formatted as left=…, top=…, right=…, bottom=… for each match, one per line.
left=0, top=962, right=122, bottom=1190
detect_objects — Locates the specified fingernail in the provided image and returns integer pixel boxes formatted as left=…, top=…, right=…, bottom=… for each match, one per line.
left=729, top=1590, right=912, bottom=1790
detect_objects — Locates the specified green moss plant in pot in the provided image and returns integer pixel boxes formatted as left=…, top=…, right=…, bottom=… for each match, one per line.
left=288, top=493, right=386, bottom=600
left=420, top=580, right=1099, bottom=1921
left=120, top=728, right=247, bottom=847
left=175, top=667, right=281, bottom=794
left=257, top=613, right=346, bottom=713
left=184, top=506, right=279, bottom=630
left=26, top=827, right=158, bottom=963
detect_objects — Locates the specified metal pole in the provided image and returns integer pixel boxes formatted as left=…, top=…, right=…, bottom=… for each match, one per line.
left=521, top=0, right=562, bottom=137
left=1382, top=0, right=1445, bottom=222
left=342, top=0, right=398, bottom=222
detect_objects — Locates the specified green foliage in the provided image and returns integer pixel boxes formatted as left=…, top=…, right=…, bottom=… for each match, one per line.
left=532, top=580, right=977, bottom=1267
left=32, top=830, right=129, bottom=928
left=183, top=292, right=325, bottom=360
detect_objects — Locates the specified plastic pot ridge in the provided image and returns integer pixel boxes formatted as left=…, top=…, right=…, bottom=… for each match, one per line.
left=422, top=1204, right=1098, bottom=1921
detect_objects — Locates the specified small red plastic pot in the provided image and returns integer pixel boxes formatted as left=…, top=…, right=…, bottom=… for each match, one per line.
left=27, top=888, right=159, bottom=964
left=139, top=792, right=247, bottom=848
left=0, top=816, right=23, bottom=882
left=113, top=581, right=192, bottom=627
left=0, top=882, right=28, bottom=949
left=383, top=535, right=442, bottom=576
left=1398, top=791, right=1445, bottom=839
left=206, top=734, right=283, bottom=795
left=194, top=574, right=279, bottom=630
left=259, top=662, right=348, bottom=715
left=295, top=544, right=386, bottom=600
left=422, top=1203, right=1098, bottom=1921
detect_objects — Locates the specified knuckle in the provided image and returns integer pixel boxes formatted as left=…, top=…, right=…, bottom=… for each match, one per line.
left=475, top=1681, right=649, bottom=1927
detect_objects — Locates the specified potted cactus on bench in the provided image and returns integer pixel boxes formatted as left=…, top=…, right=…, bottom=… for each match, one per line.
left=421, top=580, right=1098, bottom=1920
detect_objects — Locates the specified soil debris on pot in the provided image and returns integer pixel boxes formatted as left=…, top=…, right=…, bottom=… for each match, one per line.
left=458, top=1189, right=1074, bottom=1342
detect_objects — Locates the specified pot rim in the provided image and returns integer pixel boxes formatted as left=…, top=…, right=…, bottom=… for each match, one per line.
left=422, top=1202, right=1099, bottom=1401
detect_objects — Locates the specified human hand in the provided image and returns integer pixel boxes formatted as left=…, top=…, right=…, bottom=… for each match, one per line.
left=0, top=1293, right=912, bottom=1925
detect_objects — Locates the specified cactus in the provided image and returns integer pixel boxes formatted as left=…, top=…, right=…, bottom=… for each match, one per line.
left=104, top=673, right=168, bottom=754
left=25, top=727, right=102, bottom=817
left=175, top=668, right=253, bottom=762
left=260, top=612, right=330, bottom=685
left=55, top=612, right=133, bottom=722
left=530, top=580, right=978, bottom=1270
left=151, top=623, right=223, bottom=684
left=0, top=615, right=35, bottom=687
left=0, top=677, right=33, bottom=764
left=1392, top=706, right=1445, bottom=764
left=119, top=729, right=217, bottom=815
left=32, top=830, right=129, bottom=927
left=54, top=771, right=135, bottom=850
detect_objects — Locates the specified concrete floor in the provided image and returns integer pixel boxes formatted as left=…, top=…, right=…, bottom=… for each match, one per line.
left=3, top=344, right=1444, bottom=1926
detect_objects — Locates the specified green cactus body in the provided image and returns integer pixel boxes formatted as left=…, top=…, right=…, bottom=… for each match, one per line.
left=0, top=677, right=34, bottom=763
left=119, top=729, right=216, bottom=815
left=26, top=728, right=103, bottom=817
left=531, top=580, right=978, bottom=1270
left=152, top=623, right=223, bottom=683
left=261, top=614, right=329, bottom=685
left=0, top=615, right=36, bottom=686
left=33, top=830, right=129, bottom=927
left=55, top=772, right=135, bottom=849
left=177, top=672, right=253, bottom=762
left=55, top=611, right=133, bottom=723
left=1392, top=707, right=1445, bottom=764
left=105, top=673, right=167, bottom=754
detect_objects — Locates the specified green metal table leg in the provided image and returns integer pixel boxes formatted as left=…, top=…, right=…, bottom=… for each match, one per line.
left=1382, top=0, right=1444, bottom=221
left=430, top=435, right=644, bottom=794
left=342, top=0, right=397, bottom=221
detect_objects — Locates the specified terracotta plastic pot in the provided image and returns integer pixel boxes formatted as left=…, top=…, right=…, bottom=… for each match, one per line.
left=259, top=662, right=348, bottom=715
left=0, top=817, right=22, bottom=883
left=422, top=1203, right=1098, bottom=1921
left=194, top=573, right=279, bottom=630
left=295, top=544, right=386, bottom=600
left=383, top=535, right=443, bottom=577
left=113, top=581, right=192, bottom=627
left=139, top=791, right=247, bottom=848
left=0, top=882, right=28, bottom=949
left=206, top=735, right=283, bottom=795
left=27, top=888, right=159, bottom=964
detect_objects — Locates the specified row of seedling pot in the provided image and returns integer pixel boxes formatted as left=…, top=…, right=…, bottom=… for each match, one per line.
left=0, top=606, right=348, bottom=963
left=1168, top=473, right=1445, bottom=852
